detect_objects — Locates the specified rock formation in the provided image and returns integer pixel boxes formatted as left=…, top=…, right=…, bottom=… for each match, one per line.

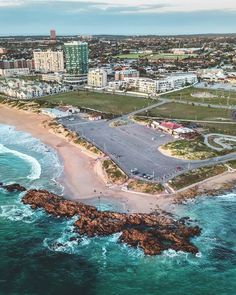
left=0, top=183, right=26, bottom=192
left=22, top=189, right=201, bottom=255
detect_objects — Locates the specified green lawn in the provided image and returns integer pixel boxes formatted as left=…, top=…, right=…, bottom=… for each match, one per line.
left=148, top=53, right=197, bottom=60
left=114, top=53, right=143, bottom=59
left=18, top=75, right=42, bottom=81
left=161, top=87, right=236, bottom=106
left=199, top=122, right=236, bottom=136
left=140, top=102, right=233, bottom=121
left=113, top=53, right=196, bottom=60
left=37, top=91, right=154, bottom=115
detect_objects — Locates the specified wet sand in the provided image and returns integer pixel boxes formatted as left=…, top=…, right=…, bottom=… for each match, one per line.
left=0, top=105, right=171, bottom=213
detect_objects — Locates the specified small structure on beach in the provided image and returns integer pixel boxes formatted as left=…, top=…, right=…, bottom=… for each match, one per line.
left=41, top=106, right=79, bottom=118
left=152, top=120, right=197, bottom=139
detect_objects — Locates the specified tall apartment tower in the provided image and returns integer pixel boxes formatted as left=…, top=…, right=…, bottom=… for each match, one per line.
left=64, top=41, right=88, bottom=75
left=50, top=29, right=56, bottom=41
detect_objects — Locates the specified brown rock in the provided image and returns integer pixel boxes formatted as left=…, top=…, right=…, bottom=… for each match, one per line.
left=22, top=189, right=201, bottom=256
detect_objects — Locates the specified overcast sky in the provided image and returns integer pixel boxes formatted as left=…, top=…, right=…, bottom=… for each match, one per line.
left=0, top=0, right=235, bottom=35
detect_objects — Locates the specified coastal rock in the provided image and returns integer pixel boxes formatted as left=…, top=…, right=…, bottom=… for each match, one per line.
left=22, top=189, right=201, bottom=256
left=0, top=183, right=26, bottom=192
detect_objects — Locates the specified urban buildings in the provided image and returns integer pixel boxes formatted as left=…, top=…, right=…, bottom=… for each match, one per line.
left=33, top=50, right=64, bottom=73
left=0, top=68, right=30, bottom=77
left=115, top=68, right=139, bottom=81
left=0, top=58, right=35, bottom=77
left=0, top=79, right=68, bottom=99
left=87, top=68, right=107, bottom=88
left=109, top=73, right=198, bottom=94
left=64, top=41, right=88, bottom=75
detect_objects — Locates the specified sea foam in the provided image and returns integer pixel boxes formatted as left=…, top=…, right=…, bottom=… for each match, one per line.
left=0, top=143, right=41, bottom=180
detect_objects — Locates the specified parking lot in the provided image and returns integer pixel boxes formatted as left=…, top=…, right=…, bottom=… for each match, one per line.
left=58, top=115, right=194, bottom=182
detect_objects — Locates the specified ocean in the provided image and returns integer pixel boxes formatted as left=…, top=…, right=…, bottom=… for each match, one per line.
left=0, top=123, right=235, bottom=295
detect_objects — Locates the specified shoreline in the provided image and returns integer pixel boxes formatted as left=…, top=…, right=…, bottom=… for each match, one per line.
left=0, top=103, right=236, bottom=213
left=0, top=104, right=171, bottom=213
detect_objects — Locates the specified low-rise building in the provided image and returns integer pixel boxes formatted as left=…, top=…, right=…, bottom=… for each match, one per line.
left=0, top=68, right=30, bottom=77
left=115, top=68, right=139, bottom=81
left=41, top=73, right=63, bottom=83
left=87, top=68, right=107, bottom=88
left=0, top=79, right=68, bottom=99
left=42, top=106, right=79, bottom=118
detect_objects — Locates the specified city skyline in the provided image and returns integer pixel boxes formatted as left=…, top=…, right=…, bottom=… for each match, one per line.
left=0, top=0, right=235, bottom=35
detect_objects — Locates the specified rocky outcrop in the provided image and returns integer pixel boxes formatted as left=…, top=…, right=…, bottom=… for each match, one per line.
left=0, top=183, right=26, bottom=192
left=22, top=189, right=201, bottom=255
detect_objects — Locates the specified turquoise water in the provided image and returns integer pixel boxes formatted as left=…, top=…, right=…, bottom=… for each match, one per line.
left=0, top=124, right=236, bottom=295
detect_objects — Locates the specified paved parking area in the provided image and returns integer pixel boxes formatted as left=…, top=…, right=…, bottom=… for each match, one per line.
left=59, top=115, right=192, bottom=182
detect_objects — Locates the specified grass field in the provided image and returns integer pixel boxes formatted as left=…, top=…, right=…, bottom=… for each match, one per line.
left=148, top=53, right=196, bottom=60
left=199, top=122, right=236, bottom=136
left=140, top=102, right=233, bottom=121
left=161, top=87, right=236, bottom=106
left=18, top=75, right=42, bottom=81
left=114, top=53, right=196, bottom=60
left=114, top=53, right=143, bottom=59
left=37, top=91, right=154, bottom=115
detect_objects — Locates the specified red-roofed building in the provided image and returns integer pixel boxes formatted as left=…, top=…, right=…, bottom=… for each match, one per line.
left=159, top=122, right=182, bottom=134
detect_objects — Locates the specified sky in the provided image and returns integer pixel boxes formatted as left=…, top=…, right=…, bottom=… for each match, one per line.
left=0, top=0, right=236, bottom=36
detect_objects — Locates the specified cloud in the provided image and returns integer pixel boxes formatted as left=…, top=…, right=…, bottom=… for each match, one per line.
left=0, top=0, right=235, bottom=14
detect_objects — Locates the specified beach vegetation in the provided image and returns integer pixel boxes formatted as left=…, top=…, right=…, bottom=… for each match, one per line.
left=102, top=159, right=128, bottom=184
left=169, top=164, right=227, bottom=190
left=162, top=136, right=220, bottom=160
left=127, top=179, right=164, bottom=194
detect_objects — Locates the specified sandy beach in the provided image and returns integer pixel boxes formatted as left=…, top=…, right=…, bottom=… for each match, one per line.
left=1, top=104, right=236, bottom=213
left=0, top=104, right=172, bottom=213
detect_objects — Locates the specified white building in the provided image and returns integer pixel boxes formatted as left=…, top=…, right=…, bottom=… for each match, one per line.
left=41, top=73, right=63, bottom=83
left=156, top=80, right=174, bottom=92
left=0, top=79, right=68, bottom=100
left=167, top=74, right=198, bottom=89
left=0, top=68, right=30, bottom=77
left=109, top=73, right=197, bottom=94
left=87, top=68, right=107, bottom=88
left=138, top=79, right=157, bottom=94
left=108, top=80, right=127, bottom=90
left=33, top=50, right=64, bottom=73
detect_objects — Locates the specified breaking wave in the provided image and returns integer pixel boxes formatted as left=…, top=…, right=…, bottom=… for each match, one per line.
left=0, top=143, right=41, bottom=180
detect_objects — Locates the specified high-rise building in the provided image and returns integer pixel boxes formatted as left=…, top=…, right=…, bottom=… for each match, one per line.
left=33, top=50, right=64, bottom=73
left=50, top=29, right=56, bottom=41
left=64, top=41, right=88, bottom=75
left=88, top=68, right=107, bottom=88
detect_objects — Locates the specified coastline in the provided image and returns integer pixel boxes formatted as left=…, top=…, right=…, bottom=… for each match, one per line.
left=0, top=104, right=170, bottom=213
left=0, top=103, right=236, bottom=213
